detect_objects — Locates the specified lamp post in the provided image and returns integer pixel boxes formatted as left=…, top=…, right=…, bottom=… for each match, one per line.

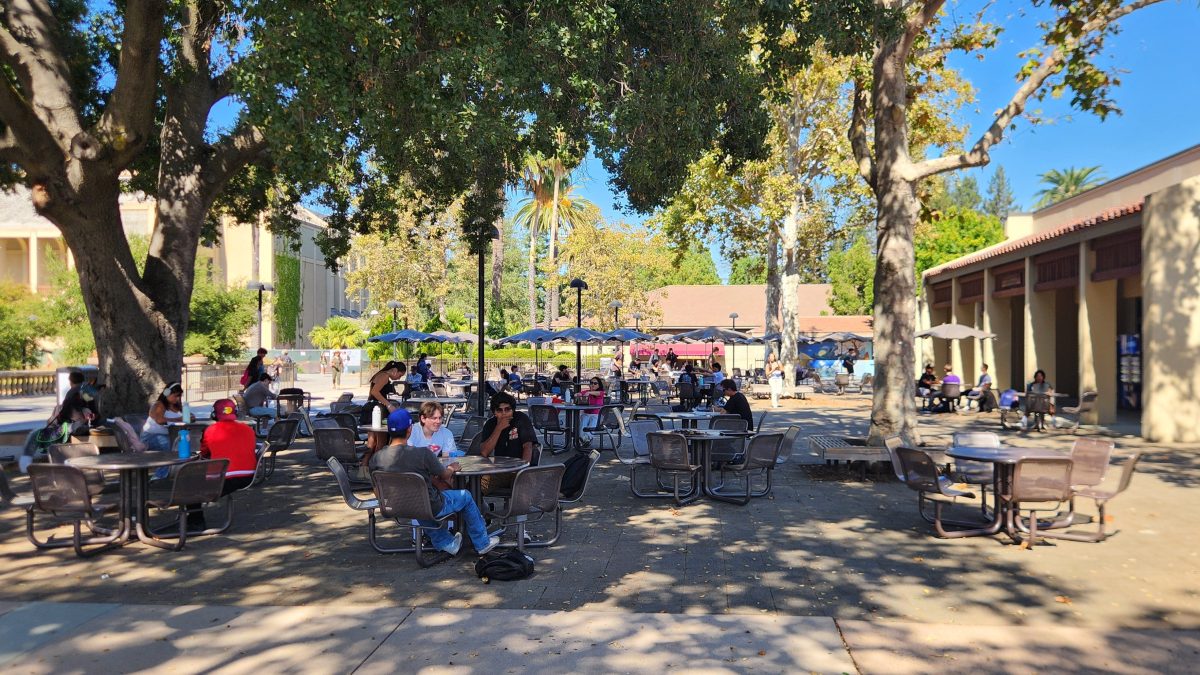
left=245, top=281, right=275, bottom=348
left=464, top=312, right=476, bottom=332
left=729, top=312, right=739, bottom=374
left=387, top=300, right=402, bottom=359
left=473, top=224, right=500, bottom=416
left=632, top=312, right=643, bottom=331
left=569, top=278, right=588, bottom=382
left=609, top=300, right=622, bottom=329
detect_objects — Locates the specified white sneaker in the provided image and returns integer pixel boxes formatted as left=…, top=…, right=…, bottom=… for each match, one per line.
left=439, top=532, right=463, bottom=555
left=477, top=535, right=501, bottom=555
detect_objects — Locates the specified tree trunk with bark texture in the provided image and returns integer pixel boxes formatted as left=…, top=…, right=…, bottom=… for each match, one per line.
left=490, top=208, right=504, bottom=311
left=527, top=224, right=539, bottom=329
left=764, top=229, right=780, bottom=363
left=779, top=208, right=801, bottom=390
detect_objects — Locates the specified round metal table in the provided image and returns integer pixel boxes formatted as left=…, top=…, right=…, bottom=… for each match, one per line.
left=443, top=455, right=528, bottom=509
left=679, top=430, right=757, bottom=502
left=656, top=411, right=720, bottom=429
left=67, top=452, right=187, bottom=547
left=947, top=445, right=1068, bottom=537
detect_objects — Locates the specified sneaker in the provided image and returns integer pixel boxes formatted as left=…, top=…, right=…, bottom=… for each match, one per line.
left=522, top=531, right=533, bottom=544
left=477, top=535, right=501, bottom=555
left=439, top=532, right=463, bottom=556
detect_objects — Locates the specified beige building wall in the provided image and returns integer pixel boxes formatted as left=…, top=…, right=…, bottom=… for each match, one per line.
left=1078, top=242, right=1118, bottom=424
left=1142, top=175, right=1200, bottom=443
left=1024, top=258, right=1058, bottom=384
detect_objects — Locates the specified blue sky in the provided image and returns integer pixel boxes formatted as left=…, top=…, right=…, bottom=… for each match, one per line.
left=518, top=1, right=1200, bottom=279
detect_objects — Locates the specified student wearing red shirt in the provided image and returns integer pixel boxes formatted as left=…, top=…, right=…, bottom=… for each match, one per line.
left=202, top=398, right=259, bottom=494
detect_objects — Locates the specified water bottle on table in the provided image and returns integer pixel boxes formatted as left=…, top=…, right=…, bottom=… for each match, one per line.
left=178, top=428, right=191, bottom=459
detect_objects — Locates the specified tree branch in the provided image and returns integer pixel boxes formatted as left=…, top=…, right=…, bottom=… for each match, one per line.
left=911, top=0, right=1163, bottom=180
left=0, top=77, right=57, bottom=172
left=95, top=0, right=166, bottom=158
left=848, top=78, right=874, bottom=186
left=0, top=1, right=84, bottom=145
left=202, top=123, right=267, bottom=191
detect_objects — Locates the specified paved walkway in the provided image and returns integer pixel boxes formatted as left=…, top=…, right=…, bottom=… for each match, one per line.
left=1, top=600, right=1196, bottom=674
left=1, top=379, right=1198, bottom=672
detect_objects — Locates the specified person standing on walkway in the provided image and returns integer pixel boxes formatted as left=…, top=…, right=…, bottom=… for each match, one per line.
left=766, top=352, right=784, bottom=409
left=330, top=350, right=344, bottom=388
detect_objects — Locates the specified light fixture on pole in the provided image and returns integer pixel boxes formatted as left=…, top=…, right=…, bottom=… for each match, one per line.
left=464, top=312, right=476, bottom=332
left=569, top=278, right=588, bottom=383
left=729, top=312, right=739, bottom=374
left=473, top=224, right=500, bottom=416
left=609, top=300, right=622, bottom=329
left=245, top=281, right=275, bottom=348
left=632, top=312, right=643, bottom=331
left=386, top=300, right=403, bottom=359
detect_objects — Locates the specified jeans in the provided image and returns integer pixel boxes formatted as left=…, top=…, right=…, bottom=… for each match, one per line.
left=142, top=432, right=170, bottom=452
left=422, top=489, right=489, bottom=552
left=578, top=413, right=598, bottom=442
left=249, top=406, right=275, bottom=418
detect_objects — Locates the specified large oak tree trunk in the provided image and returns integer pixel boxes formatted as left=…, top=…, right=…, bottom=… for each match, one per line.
left=867, top=37, right=921, bottom=446
left=780, top=208, right=801, bottom=390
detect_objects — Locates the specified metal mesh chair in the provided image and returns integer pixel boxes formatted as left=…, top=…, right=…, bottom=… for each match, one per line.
left=884, top=435, right=905, bottom=481
left=632, top=432, right=701, bottom=505
left=143, top=459, right=230, bottom=551
left=1025, top=392, right=1053, bottom=431
left=713, top=433, right=784, bottom=505
left=369, top=471, right=454, bottom=567
left=1003, top=457, right=1073, bottom=547
left=1049, top=451, right=1143, bottom=542
left=25, top=464, right=120, bottom=557
left=895, top=447, right=991, bottom=538
left=458, top=415, right=486, bottom=445
left=675, top=381, right=698, bottom=411
left=708, top=416, right=748, bottom=464
left=311, top=416, right=341, bottom=431
left=486, top=464, right=565, bottom=552
left=950, top=431, right=998, bottom=490
left=48, top=443, right=112, bottom=498
left=584, top=404, right=625, bottom=453
left=754, top=409, right=769, bottom=432
left=327, top=457, right=379, bottom=512
left=777, top=425, right=801, bottom=465
left=618, top=419, right=658, bottom=496
left=260, top=417, right=300, bottom=480
left=1057, top=391, right=1098, bottom=431
left=834, top=373, right=850, bottom=395
left=530, top=404, right=568, bottom=451
left=314, top=427, right=365, bottom=474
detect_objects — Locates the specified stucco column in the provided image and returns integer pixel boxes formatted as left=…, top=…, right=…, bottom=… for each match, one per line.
left=982, top=271, right=1000, bottom=381
left=916, top=295, right=932, bottom=378
left=1078, top=242, right=1117, bottom=424
left=1024, top=257, right=1057, bottom=385
left=949, top=279, right=963, bottom=375
left=1143, top=175, right=1200, bottom=443
left=27, top=234, right=38, bottom=293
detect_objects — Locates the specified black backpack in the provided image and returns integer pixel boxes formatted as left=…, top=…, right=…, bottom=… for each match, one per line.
left=559, top=451, right=591, bottom=498
left=475, top=549, right=535, bottom=582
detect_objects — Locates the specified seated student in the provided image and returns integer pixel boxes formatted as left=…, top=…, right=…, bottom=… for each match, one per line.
left=242, top=373, right=277, bottom=418
left=933, top=364, right=962, bottom=411
left=550, top=365, right=572, bottom=394
left=478, top=392, right=537, bottom=493
left=193, top=398, right=259, bottom=529
left=916, top=365, right=938, bottom=410
left=408, top=402, right=461, bottom=457
left=56, top=370, right=96, bottom=433
left=964, top=364, right=994, bottom=410
left=577, top=377, right=607, bottom=444
left=141, top=383, right=186, bottom=452
left=715, top=379, right=754, bottom=430
left=506, top=366, right=523, bottom=391
left=370, top=409, right=498, bottom=556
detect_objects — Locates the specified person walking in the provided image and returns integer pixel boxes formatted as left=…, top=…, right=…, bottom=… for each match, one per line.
left=330, top=350, right=344, bottom=388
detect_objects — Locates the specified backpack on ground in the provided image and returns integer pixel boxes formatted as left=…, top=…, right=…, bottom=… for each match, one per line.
left=475, top=549, right=535, bottom=582
left=559, top=451, right=590, bottom=498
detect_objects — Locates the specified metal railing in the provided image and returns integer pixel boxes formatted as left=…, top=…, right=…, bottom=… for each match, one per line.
left=0, top=370, right=56, bottom=397
left=182, top=363, right=297, bottom=400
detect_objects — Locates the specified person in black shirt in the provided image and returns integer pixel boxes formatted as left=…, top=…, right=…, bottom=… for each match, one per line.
left=916, top=364, right=938, bottom=410
left=55, top=370, right=95, bottom=431
left=479, top=392, right=538, bottom=493
left=715, top=379, right=754, bottom=430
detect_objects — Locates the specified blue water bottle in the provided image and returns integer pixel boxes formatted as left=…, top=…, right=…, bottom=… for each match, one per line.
left=178, top=429, right=191, bottom=458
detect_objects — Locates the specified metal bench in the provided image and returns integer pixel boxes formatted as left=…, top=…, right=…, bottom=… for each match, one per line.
left=807, top=435, right=891, bottom=479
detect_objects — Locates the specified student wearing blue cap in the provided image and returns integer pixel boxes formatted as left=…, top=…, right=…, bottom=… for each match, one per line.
left=369, top=408, right=498, bottom=556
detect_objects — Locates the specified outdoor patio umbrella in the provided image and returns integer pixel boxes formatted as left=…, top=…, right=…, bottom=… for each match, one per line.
left=916, top=323, right=996, bottom=340
left=497, top=328, right=556, bottom=373
left=366, top=328, right=446, bottom=343
left=544, top=327, right=610, bottom=378
left=602, top=328, right=656, bottom=374
left=669, top=326, right=757, bottom=371
left=759, top=332, right=820, bottom=345
left=820, top=331, right=870, bottom=343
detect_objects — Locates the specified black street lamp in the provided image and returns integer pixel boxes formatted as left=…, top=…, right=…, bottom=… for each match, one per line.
left=632, top=312, right=643, bottom=331
left=387, top=300, right=402, bottom=359
left=609, top=300, right=622, bottom=329
left=245, top=281, right=275, bottom=348
left=464, top=312, right=476, bottom=332
left=569, top=278, right=588, bottom=382
left=474, top=225, right=499, bottom=415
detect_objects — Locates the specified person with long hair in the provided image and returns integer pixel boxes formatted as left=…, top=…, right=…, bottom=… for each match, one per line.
left=141, top=382, right=185, bottom=452
left=577, top=376, right=607, bottom=445
left=360, top=361, right=405, bottom=452
left=766, top=352, right=784, bottom=409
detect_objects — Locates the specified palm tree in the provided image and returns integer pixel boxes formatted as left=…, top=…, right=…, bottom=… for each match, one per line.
left=308, top=317, right=366, bottom=349
left=1034, top=166, right=1106, bottom=208
left=513, top=156, right=596, bottom=329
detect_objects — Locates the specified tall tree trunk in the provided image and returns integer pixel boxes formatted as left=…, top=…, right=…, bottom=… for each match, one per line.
left=528, top=223, right=539, bottom=329
left=490, top=205, right=504, bottom=311
left=764, top=228, right=781, bottom=363
left=867, top=35, right=922, bottom=446
left=779, top=208, right=801, bottom=390
left=545, top=168, right=562, bottom=329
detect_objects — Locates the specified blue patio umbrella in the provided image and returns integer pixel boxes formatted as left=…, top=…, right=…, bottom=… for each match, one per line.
left=498, top=328, right=556, bottom=373
left=544, top=327, right=609, bottom=378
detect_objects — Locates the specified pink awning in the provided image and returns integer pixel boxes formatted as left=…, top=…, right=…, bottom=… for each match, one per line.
left=631, top=342, right=724, bottom=359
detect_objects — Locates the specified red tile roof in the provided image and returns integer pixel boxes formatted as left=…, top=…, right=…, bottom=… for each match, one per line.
left=924, top=200, right=1144, bottom=279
